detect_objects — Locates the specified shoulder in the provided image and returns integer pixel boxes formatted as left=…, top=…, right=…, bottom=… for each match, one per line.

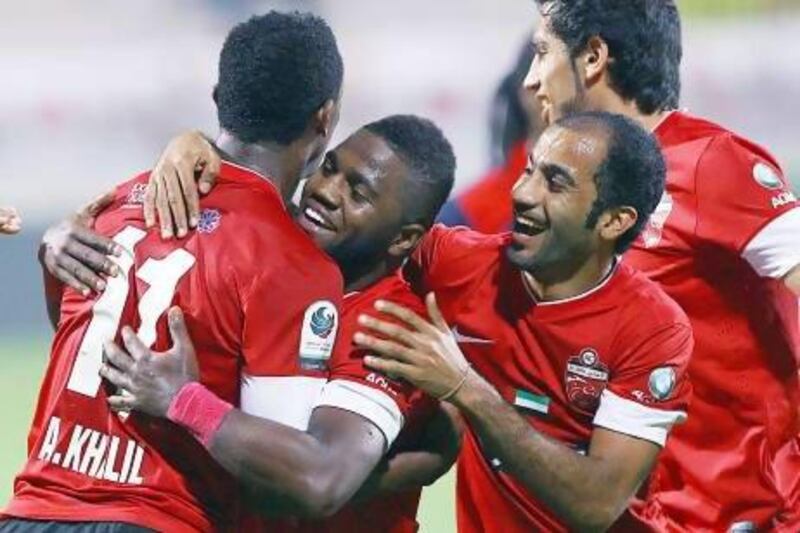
left=613, top=263, right=690, bottom=329
left=418, top=224, right=510, bottom=268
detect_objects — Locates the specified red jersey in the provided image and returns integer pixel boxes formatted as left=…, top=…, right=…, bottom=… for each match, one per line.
left=407, top=224, right=693, bottom=532
left=4, top=162, right=344, bottom=532
left=242, top=270, right=439, bottom=533
left=624, top=111, right=800, bottom=531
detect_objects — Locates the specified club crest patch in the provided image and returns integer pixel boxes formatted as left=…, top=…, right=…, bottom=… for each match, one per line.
left=564, top=348, right=609, bottom=410
left=299, top=300, right=338, bottom=370
left=648, top=366, right=677, bottom=401
left=753, top=162, right=782, bottom=190
left=197, top=209, right=222, bottom=234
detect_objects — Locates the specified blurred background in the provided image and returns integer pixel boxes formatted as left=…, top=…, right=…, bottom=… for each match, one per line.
left=1, top=1, right=799, bottom=531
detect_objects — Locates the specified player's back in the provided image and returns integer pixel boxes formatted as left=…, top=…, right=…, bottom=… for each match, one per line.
left=4, top=162, right=344, bottom=532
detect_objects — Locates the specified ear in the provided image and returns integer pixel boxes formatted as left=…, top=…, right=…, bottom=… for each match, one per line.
left=387, top=223, right=427, bottom=259
left=597, top=206, right=638, bottom=245
left=313, top=99, right=338, bottom=138
left=581, top=35, right=611, bottom=85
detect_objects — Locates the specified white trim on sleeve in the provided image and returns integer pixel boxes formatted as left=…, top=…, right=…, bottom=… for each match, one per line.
left=593, top=389, right=686, bottom=447
left=742, top=207, right=800, bottom=279
left=240, top=374, right=326, bottom=430
left=314, top=379, right=404, bottom=448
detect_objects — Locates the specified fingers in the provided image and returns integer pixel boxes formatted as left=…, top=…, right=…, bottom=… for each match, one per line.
left=120, top=327, right=151, bottom=362
left=353, top=332, right=415, bottom=363
left=425, top=293, right=450, bottom=332
left=357, top=314, right=419, bottom=347
left=53, top=265, right=92, bottom=296
left=154, top=176, right=175, bottom=239
left=102, top=339, right=135, bottom=373
left=162, top=167, right=189, bottom=238
left=197, top=153, right=221, bottom=195
left=362, top=354, right=414, bottom=381
left=107, top=394, right=136, bottom=413
left=167, top=307, right=192, bottom=352
left=55, top=253, right=107, bottom=294
left=143, top=181, right=157, bottom=229
left=65, top=237, right=119, bottom=278
left=176, top=158, right=201, bottom=229
left=0, top=207, right=22, bottom=234
left=99, top=361, right=133, bottom=391
left=73, top=225, right=122, bottom=259
left=374, top=300, right=437, bottom=335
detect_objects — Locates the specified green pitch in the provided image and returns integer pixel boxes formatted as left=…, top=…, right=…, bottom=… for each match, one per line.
left=0, top=336, right=455, bottom=532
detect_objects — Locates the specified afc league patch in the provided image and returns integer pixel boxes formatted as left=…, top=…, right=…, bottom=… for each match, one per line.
left=299, top=300, right=338, bottom=370
left=564, top=348, right=609, bottom=410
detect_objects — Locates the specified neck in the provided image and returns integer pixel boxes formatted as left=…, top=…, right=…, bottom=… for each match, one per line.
left=215, top=130, right=303, bottom=202
left=589, top=91, right=672, bottom=133
left=524, top=253, right=615, bottom=302
left=342, top=258, right=400, bottom=293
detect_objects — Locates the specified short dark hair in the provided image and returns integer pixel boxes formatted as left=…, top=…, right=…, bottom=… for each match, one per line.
left=556, top=111, right=665, bottom=253
left=216, top=11, right=344, bottom=144
left=537, top=0, right=682, bottom=114
left=364, top=115, right=456, bottom=227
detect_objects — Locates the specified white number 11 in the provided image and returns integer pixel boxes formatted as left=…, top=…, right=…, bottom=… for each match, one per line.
left=66, top=226, right=196, bottom=398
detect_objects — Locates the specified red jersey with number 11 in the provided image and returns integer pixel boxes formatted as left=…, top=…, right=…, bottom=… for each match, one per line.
left=4, top=162, right=345, bottom=532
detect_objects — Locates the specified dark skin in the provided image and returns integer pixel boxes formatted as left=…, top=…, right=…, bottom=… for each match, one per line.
left=44, top=129, right=461, bottom=518
left=353, top=124, right=662, bottom=531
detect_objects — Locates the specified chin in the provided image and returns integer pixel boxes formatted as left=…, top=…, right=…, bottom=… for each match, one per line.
left=505, top=245, right=536, bottom=271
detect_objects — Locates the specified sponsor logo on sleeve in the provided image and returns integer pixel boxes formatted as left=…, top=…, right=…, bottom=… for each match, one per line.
left=299, top=300, right=338, bottom=370
left=564, top=348, right=609, bottom=410
left=648, top=366, right=677, bottom=401
left=124, top=183, right=147, bottom=207
left=771, top=191, right=796, bottom=209
left=753, top=162, right=783, bottom=190
left=197, top=208, right=222, bottom=234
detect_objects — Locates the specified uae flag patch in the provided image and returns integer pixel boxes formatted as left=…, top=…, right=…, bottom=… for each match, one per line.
left=514, top=389, right=550, bottom=415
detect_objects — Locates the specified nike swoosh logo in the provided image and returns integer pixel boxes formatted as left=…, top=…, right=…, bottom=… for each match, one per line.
left=451, top=326, right=494, bottom=345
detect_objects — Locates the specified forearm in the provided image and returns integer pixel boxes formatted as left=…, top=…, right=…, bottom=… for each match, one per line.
left=453, top=372, right=625, bottom=531
left=207, top=409, right=357, bottom=518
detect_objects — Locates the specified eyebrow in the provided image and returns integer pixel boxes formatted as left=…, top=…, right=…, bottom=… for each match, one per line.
left=540, top=161, right=577, bottom=187
left=325, top=151, right=339, bottom=172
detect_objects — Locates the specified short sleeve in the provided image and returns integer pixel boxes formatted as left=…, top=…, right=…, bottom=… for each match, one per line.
left=593, top=323, right=693, bottom=446
left=314, top=300, right=437, bottom=447
left=696, top=134, right=798, bottom=257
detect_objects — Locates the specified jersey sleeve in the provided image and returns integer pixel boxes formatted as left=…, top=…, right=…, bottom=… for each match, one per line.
left=313, top=301, right=436, bottom=448
left=593, top=322, right=693, bottom=446
left=695, top=134, right=800, bottom=278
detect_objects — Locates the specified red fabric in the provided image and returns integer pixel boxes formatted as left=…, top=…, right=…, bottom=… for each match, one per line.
left=408, top=225, right=693, bottom=532
left=3, top=162, right=344, bottom=532
left=455, top=140, right=528, bottom=234
left=623, top=111, right=800, bottom=531
left=167, top=383, right=233, bottom=449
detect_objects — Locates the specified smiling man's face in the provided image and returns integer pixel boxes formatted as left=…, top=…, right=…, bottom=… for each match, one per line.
left=296, top=129, right=409, bottom=269
left=507, top=123, right=609, bottom=278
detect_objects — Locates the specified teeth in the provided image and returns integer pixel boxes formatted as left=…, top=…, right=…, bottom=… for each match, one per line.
left=305, top=207, right=327, bottom=226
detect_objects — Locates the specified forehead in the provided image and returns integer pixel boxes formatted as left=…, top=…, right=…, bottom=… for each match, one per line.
left=334, top=130, right=405, bottom=182
left=533, top=125, right=608, bottom=180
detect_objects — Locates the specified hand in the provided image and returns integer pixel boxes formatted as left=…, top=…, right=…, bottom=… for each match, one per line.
left=39, top=191, right=122, bottom=295
left=100, top=307, right=200, bottom=418
left=355, top=293, right=471, bottom=401
left=0, top=206, right=22, bottom=234
left=144, top=130, right=221, bottom=239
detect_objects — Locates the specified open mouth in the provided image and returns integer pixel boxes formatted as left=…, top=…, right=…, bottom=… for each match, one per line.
left=513, top=214, right=547, bottom=236
left=301, top=203, right=336, bottom=232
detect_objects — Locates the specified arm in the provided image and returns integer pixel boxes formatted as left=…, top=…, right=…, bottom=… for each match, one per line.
left=356, top=294, right=676, bottom=531
left=144, top=130, right=221, bottom=239
left=100, top=308, right=387, bottom=519
left=784, top=265, right=800, bottom=296
left=37, top=191, right=121, bottom=329
left=354, top=402, right=463, bottom=499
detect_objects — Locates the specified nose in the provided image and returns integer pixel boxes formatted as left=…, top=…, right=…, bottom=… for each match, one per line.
left=312, top=172, right=343, bottom=210
left=512, top=169, right=545, bottom=211
left=522, top=56, right=540, bottom=93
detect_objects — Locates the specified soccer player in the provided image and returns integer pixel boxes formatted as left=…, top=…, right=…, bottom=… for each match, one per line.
left=523, top=1, right=800, bottom=530
left=36, top=116, right=462, bottom=532
left=355, top=111, right=694, bottom=532
left=1, top=11, right=345, bottom=532
left=0, top=206, right=22, bottom=234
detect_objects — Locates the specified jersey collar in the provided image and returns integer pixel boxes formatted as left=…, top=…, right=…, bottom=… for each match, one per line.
left=521, top=258, right=619, bottom=306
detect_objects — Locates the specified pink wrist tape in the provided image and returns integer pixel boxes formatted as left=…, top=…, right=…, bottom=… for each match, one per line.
left=167, top=382, right=233, bottom=449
